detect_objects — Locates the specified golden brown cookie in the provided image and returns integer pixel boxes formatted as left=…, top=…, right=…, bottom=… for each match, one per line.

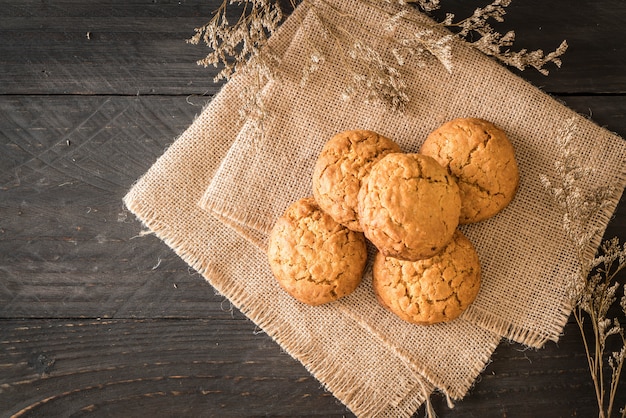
left=372, top=230, right=481, bottom=325
left=420, top=118, right=519, bottom=224
left=312, top=129, right=402, bottom=232
left=358, top=153, right=461, bottom=261
left=267, top=197, right=367, bottom=306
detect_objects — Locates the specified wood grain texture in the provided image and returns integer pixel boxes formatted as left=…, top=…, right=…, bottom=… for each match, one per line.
left=1, top=319, right=345, bottom=417
left=1, top=1, right=625, bottom=417
left=0, top=1, right=223, bottom=95
left=0, top=95, right=226, bottom=320
left=1, top=318, right=624, bottom=417
left=0, top=0, right=625, bottom=95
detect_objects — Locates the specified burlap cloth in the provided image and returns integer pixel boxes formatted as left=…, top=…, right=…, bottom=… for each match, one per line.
left=125, top=0, right=626, bottom=416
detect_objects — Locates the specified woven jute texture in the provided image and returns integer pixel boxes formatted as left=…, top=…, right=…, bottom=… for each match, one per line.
left=125, top=0, right=626, bottom=416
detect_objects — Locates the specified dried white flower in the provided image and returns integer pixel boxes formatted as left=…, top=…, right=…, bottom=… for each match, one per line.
left=301, top=51, right=326, bottom=86
left=384, top=10, right=409, bottom=33
left=341, top=41, right=410, bottom=110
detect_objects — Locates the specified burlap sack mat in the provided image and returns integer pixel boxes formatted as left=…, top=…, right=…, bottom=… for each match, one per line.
left=197, top=0, right=504, bottom=406
left=125, top=0, right=626, bottom=417
left=123, top=5, right=490, bottom=417
left=200, top=0, right=626, bottom=349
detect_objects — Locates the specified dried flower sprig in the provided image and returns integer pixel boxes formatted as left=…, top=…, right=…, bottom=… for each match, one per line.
left=343, top=40, right=411, bottom=110
left=541, top=118, right=626, bottom=418
left=235, top=54, right=275, bottom=140
left=398, top=0, right=440, bottom=13
left=442, top=0, right=568, bottom=75
left=190, top=0, right=567, bottom=114
left=188, top=0, right=284, bottom=138
left=306, top=3, right=412, bottom=110
left=579, top=238, right=626, bottom=418
left=188, top=0, right=283, bottom=82
left=540, top=118, right=617, bottom=265
left=384, top=11, right=454, bottom=73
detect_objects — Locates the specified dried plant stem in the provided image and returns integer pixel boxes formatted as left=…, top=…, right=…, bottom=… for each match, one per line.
left=301, top=0, right=412, bottom=109
left=541, top=119, right=626, bottom=418
left=609, top=335, right=626, bottom=418
left=574, top=307, right=607, bottom=417
left=572, top=241, right=626, bottom=418
left=577, top=290, right=625, bottom=417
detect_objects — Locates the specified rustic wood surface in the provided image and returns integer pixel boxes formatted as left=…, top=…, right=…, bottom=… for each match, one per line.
left=1, top=1, right=625, bottom=417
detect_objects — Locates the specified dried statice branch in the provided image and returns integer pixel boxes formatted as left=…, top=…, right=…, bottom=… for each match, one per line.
left=401, top=0, right=440, bottom=13
left=188, top=0, right=284, bottom=138
left=188, top=0, right=283, bottom=82
left=300, top=49, right=325, bottom=87
left=540, top=118, right=617, bottom=265
left=190, top=0, right=568, bottom=116
left=304, top=0, right=458, bottom=110
left=384, top=10, right=454, bottom=73
left=305, top=3, right=408, bottom=110
left=343, top=40, right=410, bottom=110
left=541, top=118, right=626, bottom=418
left=443, top=0, right=568, bottom=75
left=235, top=54, right=275, bottom=140
left=574, top=239, right=626, bottom=418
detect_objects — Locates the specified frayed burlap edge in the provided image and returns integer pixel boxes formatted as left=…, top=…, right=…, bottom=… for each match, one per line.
left=124, top=198, right=431, bottom=418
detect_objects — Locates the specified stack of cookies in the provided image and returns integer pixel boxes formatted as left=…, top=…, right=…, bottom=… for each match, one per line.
left=267, top=118, right=519, bottom=325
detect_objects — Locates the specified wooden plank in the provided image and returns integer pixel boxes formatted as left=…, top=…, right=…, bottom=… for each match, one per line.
left=0, top=0, right=226, bottom=95
left=433, top=322, right=624, bottom=417
left=0, top=0, right=625, bottom=95
left=0, top=95, right=229, bottom=320
left=1, top=318, right=623, bottom=417
left=0, top=318, right=348, bottom=417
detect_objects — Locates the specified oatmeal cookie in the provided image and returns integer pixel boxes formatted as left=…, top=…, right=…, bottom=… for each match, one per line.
left=267, top=197, right=367, bottom=306
left=420, top=118, right=519, bottom=224
left=358, top=153, right=461, bottom=261
left=312, top=129, right=402, bottom=231
left=372, top=230, right=481, bottom=325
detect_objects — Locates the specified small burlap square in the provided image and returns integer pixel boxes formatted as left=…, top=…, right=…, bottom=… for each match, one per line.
left=125, top=0, right=626, bottom=416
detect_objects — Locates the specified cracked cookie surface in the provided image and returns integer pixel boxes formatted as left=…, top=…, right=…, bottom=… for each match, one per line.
left=312, top=130, right=402, bottom=232
left=372, top=230, right=481, bottom=325
left=358, top=153, right=461, bottom=261
left=267, top=197, right=367, bottom=306
left=420, top=118, right=519, bottom=224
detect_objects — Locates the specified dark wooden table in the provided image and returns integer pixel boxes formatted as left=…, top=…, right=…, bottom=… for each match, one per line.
left=1, top=1, right=625, bottom=417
